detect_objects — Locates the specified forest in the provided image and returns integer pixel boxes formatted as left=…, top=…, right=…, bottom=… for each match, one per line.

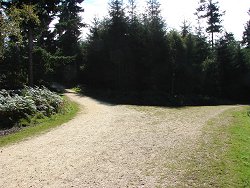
left=1, top=1, right=250, bottom=186
left=1, top=0, right=250, bottom=104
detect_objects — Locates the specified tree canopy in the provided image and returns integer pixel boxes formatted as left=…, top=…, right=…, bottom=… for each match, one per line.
left=1, top=0, right=250, bottom=103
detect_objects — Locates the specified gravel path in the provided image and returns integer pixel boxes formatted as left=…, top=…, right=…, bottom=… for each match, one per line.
left=0, top=91, right=237, bottom=187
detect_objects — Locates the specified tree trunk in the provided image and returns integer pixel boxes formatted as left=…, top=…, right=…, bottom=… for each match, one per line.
left=211, top=31, right=214, bottom=49
left=0, top=34, right=3, bottom=63
left=171, top=71, right=175, bottom=96
left=28, top=27, right=34, bottom=86
left=171, top=58, right=175, bottom=96
left=0, top=13, right=3, bottom=62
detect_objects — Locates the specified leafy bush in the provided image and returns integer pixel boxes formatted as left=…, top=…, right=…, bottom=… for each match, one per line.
left=0, top=86, right=63, bottom=128
left=0, top=90, right=36, bottom=126
left=22, top=86, right=63, bottom=115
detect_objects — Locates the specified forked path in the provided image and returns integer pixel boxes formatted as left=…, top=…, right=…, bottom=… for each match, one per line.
left=0, top=91, right=237, bottom=187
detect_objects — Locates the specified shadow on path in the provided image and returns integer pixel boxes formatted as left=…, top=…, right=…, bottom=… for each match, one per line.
left=76, top=87, right=247, bottom=108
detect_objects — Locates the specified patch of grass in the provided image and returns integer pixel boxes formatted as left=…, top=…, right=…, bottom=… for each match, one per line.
left=71, top=86, right=82, bottom=93
left=184, top=106, right=250, bottom=187
left=0, top=96, right=79, bottom=147
left=228, top=107, right=250, bottom=187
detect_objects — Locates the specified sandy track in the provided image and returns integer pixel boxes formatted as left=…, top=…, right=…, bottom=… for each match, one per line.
left=0, top=91, right=237, bottom=187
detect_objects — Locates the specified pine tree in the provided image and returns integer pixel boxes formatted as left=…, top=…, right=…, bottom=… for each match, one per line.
left=108, top=0, right=127, bottom=43
left=144, top=0, right=167, bottom=91
left=146, top=0, right=161, bottom=20
left=197, top=0, right=224, bottom=48
left=85, top=18, right=110, bottom=88
left=216, top=32, right=238, bottom=96
left=242, top=9, right=250, bottom=48
left=145, top=0, right=165, bottom=35
left=55, top=0, right=84, bottom=84
left=167, top=31, right=186, bottom=95
left=127, top=0, right=145, bottom=90
left=128, top=0, right=137, bottom=22
left=56, top=0, right=84, bottom=56
left=108, top=0, right=130, bottom=89
left=180, top=19, right=191, bottom=38
left=35, top=0, right=62, bottom=53
left=194, top=2, right=205, bottom=37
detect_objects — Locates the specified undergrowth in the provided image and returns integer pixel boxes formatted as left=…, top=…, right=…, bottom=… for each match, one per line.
left=0, top=96, right=79, bottom=147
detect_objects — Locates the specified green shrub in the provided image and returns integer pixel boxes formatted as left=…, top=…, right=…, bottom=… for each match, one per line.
left=0, top=86, right=63, bottom=128
left=22, top=86, right=63, bottom=115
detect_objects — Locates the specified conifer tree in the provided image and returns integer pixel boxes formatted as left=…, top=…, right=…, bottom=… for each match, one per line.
left=128, top=0, right=136, bottom=22
left=108, top=0, right=130, bottom=88
left=55, top=0, right=84, bottom=84
left=56, top=0, right=84, bottom=56
left=197, top=0, right=224, bottom=48
left=242, top=9, right=250, bottom=48
left=181, top=19, right=191, bottom=38
left=144, top=0, right=167, bottom=90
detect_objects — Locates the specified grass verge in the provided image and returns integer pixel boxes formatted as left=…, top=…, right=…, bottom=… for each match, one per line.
left=227, top=107, right=250, bottom=187
left=184, top=106, right=250, bottom=187
left=0, top=96, right=79, bottom=147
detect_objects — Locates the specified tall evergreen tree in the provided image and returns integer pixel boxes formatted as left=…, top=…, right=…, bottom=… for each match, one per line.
left=180, top=19, right=191, bottom=38
left=194, top=2, right=205, bottom=37
left=55, top=0, right=84, bottom=56
left=84, top=18, right=110, bottom=88
left=107, top=0, right=130, bottom=89
left=127, top=0, right=145, bottom=90
left=216, top=32, right=250, bottom=99
left=108, top=0, right=127, bottom=46
left=128, top=0, right=136, bottom=22
left=197, top=0, right=224, bottom=48
left=167, top=31, right=185, bottom=95
left=144, top=0, right=167, bottom=91
left=216, top=32, right=238, bottom=96
left=35, top=0, right=61, bottom=53
left=55, top=0, right=84, bottom=84
left=242, top=9, right=250, bottom=48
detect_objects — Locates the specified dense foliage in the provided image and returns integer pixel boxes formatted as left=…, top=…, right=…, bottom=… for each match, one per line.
left=83, top=0, right=250, bottom=102
left=0, top=0, right=250, bottom=103
left=0, top=0, right=84, bottom=87
left=0, top=86, right=63, bottom=128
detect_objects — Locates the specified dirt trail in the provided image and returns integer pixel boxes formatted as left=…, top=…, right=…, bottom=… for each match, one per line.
left=0, top=91, right=237, bottom=187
